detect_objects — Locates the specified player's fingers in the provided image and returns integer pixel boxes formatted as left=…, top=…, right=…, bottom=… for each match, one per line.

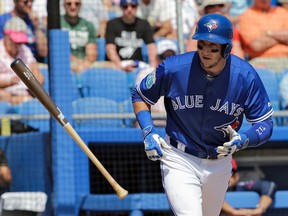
left=146, top=150, right=161, bottom=161
left=216, top=146, right=229, bottom=154
left=223, top=141, right=233, bottom=147
left=159, top=137, right=172, bottom=149
left=226, top=125, right=236, bottom=134
left=217, top=153, right=228, bottom=158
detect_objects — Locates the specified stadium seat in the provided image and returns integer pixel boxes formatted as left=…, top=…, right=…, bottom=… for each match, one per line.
left=72, top=97, right=124, bottom=129
left=79, top=68, right=132, bottom=102
left=225, top=191, right=260, bottom=208
left=256, top=68, right=280, bottom=111
left=16, top=99, right=50, bottom=132
left=255, top=68, right=281, bottom=125
left=243, top=68, right=281, bottom=126
left=273, top=190, right=288, bottom=208
left=97, top=38, right=106, bottom=61
left=0, top=102, right=12, bottom=114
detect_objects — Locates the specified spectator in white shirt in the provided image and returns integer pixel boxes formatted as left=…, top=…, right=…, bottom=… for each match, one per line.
left=0, top=16, right=43, bottom=104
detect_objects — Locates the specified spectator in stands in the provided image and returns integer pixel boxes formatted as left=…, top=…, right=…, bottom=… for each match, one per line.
left=226, top=0, right=253, bottom=25
left=220, top=159, right=277, bottom=216
left=80, top=0, right=108, bottom=38
left=105, top=0, right=157, bottom=72
left=136, top=0, right=174, bottom=38
left=32, top=0, right=47, bottom=30
left=0, top=16, right=44, bottom=104
left=61, top=0, right=98, bottom=74
left=0, top=150, right=11, bottom=195
left=238, top=0, right=288, bottom=73
left=0, top=0, right=48, bottom=63
left=186, top=0, right=245, bottom=59
left=135, top=39, right=178, bottom=127
left=0, top=0, right=14, bottom=14
left=168, top=0, right=199, bottom=41
left=278, top=0, right=288, bottom=9
left=60, top=0, right=108, bottom=38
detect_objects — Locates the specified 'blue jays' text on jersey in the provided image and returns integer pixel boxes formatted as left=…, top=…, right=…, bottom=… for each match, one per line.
left=132, top=51, right=273, bottom=153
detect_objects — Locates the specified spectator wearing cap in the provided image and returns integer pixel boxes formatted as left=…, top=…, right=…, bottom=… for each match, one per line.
left=186, top=0, right=245, bottom=59
left=220, top=159, right=277, bottom=216
left=0, top=0, right=48, bottom=63
left=105, top=0, right=157, bottom=72
left=0, top=16, right=44, bottom=105
left=134, top=39, right=178, bottom=127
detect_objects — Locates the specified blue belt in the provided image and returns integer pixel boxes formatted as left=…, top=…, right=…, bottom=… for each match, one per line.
left=169, top=137, right=218, bottom=160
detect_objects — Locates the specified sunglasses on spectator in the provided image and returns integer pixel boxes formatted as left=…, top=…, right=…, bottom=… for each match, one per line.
left=23, top=0, right=33, bottom=4
left=65, top=2, right=81, bottom=6
left=205, top=4, right=225, bottom=9
left=121, top=4, right=138, bottom=9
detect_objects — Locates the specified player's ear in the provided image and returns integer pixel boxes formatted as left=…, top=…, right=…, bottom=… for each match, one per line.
left=222, top=43, right=232, bottom=59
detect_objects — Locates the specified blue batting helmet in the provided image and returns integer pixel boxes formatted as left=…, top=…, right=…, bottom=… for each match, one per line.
left=120, top=0, right=138, bottom=4
left=192, top=13, right=233, bottom=58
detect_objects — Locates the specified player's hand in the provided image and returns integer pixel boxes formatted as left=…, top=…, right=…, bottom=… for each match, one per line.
left=144, top=133, right=171, bottom=161
left=216, top=125, right=249, bottom=158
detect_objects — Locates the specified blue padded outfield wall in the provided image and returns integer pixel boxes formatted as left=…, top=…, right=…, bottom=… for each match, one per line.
left=49, top=30, right=78, bottom=215
left=1, top=29, right=288, bottom=216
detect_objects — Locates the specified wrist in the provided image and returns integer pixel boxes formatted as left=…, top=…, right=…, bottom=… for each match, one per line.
left=136, top=110, right=155, bottom=138
left=256, top=204, right=266, bottom=213
left=240, top=133, right=249, bottom=149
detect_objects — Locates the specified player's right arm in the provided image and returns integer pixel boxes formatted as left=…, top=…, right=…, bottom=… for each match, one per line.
left=132, top=65, right=170, bottom=161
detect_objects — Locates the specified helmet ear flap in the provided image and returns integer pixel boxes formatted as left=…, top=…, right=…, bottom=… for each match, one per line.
left=222, top=43, right=232, bottom=59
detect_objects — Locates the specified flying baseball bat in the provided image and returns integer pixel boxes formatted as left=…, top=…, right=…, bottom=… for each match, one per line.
left=10, top=58, right=128, bottom=199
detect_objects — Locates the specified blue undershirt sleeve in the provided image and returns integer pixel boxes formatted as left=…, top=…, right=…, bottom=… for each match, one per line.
left=243, top=117, right=273, bottom=147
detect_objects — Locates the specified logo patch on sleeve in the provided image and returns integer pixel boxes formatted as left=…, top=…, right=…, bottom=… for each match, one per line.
left=145, top=70, right=156, bottom=89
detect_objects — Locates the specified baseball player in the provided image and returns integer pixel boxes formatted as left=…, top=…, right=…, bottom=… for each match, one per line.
left=132, top=13, right=274, bottom=216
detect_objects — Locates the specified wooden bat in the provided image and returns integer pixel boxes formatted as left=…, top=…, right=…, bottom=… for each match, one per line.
left=10, top=58, right=128, bottom=199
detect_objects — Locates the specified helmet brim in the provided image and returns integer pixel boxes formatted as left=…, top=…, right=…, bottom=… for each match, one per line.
left=192, top=33, right=231, bottom=45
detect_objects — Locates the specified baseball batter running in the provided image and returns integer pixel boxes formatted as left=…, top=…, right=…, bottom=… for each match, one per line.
left=132, top=13, right=274, bottom=216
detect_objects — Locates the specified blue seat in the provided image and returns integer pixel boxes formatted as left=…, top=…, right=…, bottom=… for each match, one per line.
left=79, top=68, right=131, bottom=102
left=72, top=97, right=124, bottom=129
left=256, top=68, right=280, bottom=111
left=16, top=99, right=50, bottom=132
left=97, top=38, right=106, bottom=61
left=0, top=102, right=12, bottom=114
left=225, top=191, right=260, bottom=208
left=273, top=190, right=288, bottom=208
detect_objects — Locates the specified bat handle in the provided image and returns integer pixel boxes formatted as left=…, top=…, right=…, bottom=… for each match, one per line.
left=63, top=124, right=128, bottom=199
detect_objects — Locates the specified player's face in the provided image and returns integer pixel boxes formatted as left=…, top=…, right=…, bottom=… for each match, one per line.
left=197, top=40, right=226, bottom=76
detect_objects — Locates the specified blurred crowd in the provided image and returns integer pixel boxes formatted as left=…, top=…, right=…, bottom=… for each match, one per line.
left=0, top=1, right=286, bottom=212
left=0, top=0, right=287, bottom=105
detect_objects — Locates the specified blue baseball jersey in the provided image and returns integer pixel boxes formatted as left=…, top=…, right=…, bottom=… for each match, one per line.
left=132, top=51, right=273, bottom=153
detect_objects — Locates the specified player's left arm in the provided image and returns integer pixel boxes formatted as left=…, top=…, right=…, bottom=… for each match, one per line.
left=217, top=117, right=273, bottom=158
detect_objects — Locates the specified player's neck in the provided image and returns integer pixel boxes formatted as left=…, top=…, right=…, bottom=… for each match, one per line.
left=201, top=58, right=226, bottom=77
